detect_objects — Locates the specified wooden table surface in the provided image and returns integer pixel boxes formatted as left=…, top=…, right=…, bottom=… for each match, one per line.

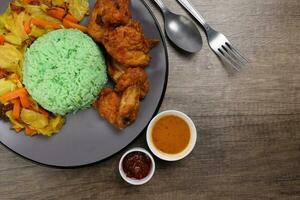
left=1, top=0, right=300, bottom=199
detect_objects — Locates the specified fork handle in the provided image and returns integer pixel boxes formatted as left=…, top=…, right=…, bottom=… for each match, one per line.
left=176, top=0, right=210, bottom=31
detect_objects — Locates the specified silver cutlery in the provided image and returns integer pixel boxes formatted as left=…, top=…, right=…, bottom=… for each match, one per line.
left=153, top=0, right=203, bottom=53
left=177, top=0, right=248, bottom=71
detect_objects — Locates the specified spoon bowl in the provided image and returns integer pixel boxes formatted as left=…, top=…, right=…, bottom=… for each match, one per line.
left=164, top=11, right=202, bottom=53
left=153, top=0, right=202, bottom=53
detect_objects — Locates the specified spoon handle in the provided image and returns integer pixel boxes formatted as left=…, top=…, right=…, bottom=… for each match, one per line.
left=176, top=0, right=210, bottom=30
left=153, top=0, right=168, bottom=13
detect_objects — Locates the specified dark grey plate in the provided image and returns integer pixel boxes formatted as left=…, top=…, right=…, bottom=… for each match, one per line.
left=0, top=0, right=168, bottom=168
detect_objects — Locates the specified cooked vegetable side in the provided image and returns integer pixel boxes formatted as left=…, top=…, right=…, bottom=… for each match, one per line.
left=0, top=0, right=89, bottom=136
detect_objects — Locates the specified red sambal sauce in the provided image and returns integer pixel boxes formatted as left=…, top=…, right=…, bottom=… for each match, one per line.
left=122, top=152, right=152, bottom=180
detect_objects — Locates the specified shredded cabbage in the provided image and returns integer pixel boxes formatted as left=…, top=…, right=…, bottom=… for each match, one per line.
left=2, top=11, right=30, bottom=45
left=6, top=111, right=25, bottom=132
left=37, top=116, right=65, bottom=136
left=0, top=79, right=17, bottom=96
left=0, top=43, right=22, bottom=73
left=20, top=108, right=49, bottom=129
left=52, top=0, right=89, bottom=21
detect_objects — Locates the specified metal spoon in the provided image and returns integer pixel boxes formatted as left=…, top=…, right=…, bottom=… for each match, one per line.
left=152, top=0, right=202, bottom=53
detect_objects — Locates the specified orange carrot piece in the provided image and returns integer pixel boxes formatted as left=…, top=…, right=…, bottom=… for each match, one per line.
left=24, top=0, right=40, bottom=5
left=38, top=107, right=50, bottom=117
left=23, top=20, right=31, bottom=34
left=32, top=18, right=61, bottom=29
left=19, top=94, right=32, bottom=108
left=25, top=127, right=36, bottom=136
left=63, top=19, right=87, bottom=32
left=12, top=99, right=21, bottom=120
left=0, top=88, right=28, bottom=103
left=0, top=35, right=5, bottom=45
left=64, top=14, right=78, bottom=23
left=47, top=7, right=66, bottom=21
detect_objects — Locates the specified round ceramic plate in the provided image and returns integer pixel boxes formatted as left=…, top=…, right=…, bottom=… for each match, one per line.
left=0, top=0, right=168, bottom=168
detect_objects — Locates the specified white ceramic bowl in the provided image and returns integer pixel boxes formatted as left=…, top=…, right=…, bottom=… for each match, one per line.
left=119, top=148, right=155, bottom=185
left=146, top=110, right=197, bottom=161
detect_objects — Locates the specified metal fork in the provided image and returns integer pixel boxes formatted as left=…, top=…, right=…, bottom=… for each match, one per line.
left=177, top=0, right=248, bottom=71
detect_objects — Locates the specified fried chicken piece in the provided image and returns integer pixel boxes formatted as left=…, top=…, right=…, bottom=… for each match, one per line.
left=103, top=21, right=158, bottom=67
left=94, top=88, right=120, bottom=127
left=87, top=0, right=106, bottom=43
left=0, top=69, right=8, bottom=79
left=98, top=0, right=131, bottom=25
left=107, top=58, right=125, bottom=82
left=146, top=39, right=160, bottom=50
left=107, top=58, right=150, bottom=99
left=115, top=68, right=149, bottom=99
left=94, top=86, right=141, bottom=129
left=87, top=0, right=131, bottom=43
left=116, top=86, right=140, bottom=129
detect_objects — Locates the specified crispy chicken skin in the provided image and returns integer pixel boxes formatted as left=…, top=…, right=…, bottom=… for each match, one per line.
left=97, top=0, right=131, bottom=26
left=103, top=21, right=157, bottom=67
left=108, top=59, right=149, bottom=99
left=107, top=58, right=125, bottom=82
left=117, top=86, right=140, bottom=128
left=87, top=0, right=131, bottom=43
left=94, top=88, right=120, bottom=127
left=87, top=0, right=106, bottom=43
left=115, top=68, right=149, bottom=99
left=94, top=86, right=141, bottom=129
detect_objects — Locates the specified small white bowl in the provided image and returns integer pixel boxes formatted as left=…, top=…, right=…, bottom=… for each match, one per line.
left=119, top=148, right=155, bottom=185
left=146, top=110, right=197, bottom=161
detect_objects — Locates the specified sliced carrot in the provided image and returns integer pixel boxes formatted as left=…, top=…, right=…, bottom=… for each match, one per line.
left=63, top=19, right=87, bottom=32
left=23, top=20, right=31, bottom=34
left=64, top=13, right=78, bottom=23
left=24, top=0, right=40, bottom=5
left=47, top=7, right=66, bottom=21
left=0, top=88, right=28, bottom=103
left=25, top=127, right=36, bottom=136
left=31, top=18, right=61, bottom=29
left=19, top=93, right=32, bottom=108
left=12, top=99, right=21, bottom=120
left=38, top=107, right=50, bottom=118
left=0, top=35, right=5, bottom=45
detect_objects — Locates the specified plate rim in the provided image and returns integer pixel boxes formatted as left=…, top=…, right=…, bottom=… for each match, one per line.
left=0, top=0, right=169, bottom=169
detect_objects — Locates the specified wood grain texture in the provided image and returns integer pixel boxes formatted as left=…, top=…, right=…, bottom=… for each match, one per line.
left=0, top=0, right=300, bottom=199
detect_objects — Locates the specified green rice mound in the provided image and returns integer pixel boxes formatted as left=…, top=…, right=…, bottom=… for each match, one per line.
left=23, top=29, right=107, bottom=115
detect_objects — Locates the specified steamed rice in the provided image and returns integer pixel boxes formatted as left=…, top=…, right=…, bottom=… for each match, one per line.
left=23, top=29, right=107, bottom=115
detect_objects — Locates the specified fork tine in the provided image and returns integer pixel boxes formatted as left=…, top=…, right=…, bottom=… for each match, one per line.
left=221, top=49, right=244, bottom=70
left=217, top=49, right=241, bottom=71
left=225, top=42, right=249, bottom=63
left=222, top=45, right=246, bottom=67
